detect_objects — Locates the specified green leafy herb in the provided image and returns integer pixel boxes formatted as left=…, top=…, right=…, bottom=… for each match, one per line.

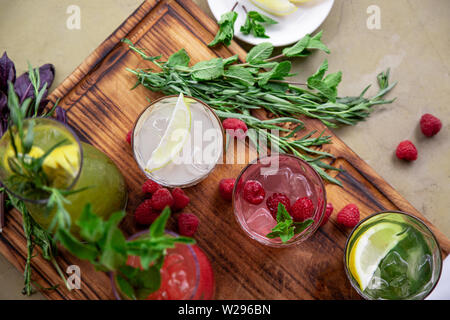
left=240, top=10, right=278, bottom=38
left=124, top=32, right=396, bottom=186
left=266, top=203, right=314, bottom=243
left=208, top=11, right=238, bottom=47
left=58, top=205, right=194, bottom=299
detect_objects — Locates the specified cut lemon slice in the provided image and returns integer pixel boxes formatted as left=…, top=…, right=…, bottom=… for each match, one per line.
left=4, top=146, right=45, bottom=173
left=348, top=222, right=407, bottom=291
left=250, top=0, right=297, bottom=16
left=43, top=144, right=80, bottom=187
left=145, top=93, right=192, bottom=173
left=289, top=0, right=312, bottom=4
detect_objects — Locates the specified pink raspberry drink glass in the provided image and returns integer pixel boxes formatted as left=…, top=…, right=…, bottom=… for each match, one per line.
left=233, top=154, right=327, bottom=247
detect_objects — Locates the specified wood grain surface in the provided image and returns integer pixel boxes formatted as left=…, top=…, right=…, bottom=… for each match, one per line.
left=0, top=0, right=448, bottom=300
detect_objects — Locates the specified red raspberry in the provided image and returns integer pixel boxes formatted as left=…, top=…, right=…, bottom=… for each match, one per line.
left=222, top=118, right=248, bottom=139
left=320, top=202, right=334, bottom=226
left=420, top=113, right=442, bottom=137
left=266, top=193, right=291, bottom=219
left=151, top=188, right=174, bottom=211
left=171, top=188, right=190, bottom=211
left=337, top=204, right=360, bottom=228
left=290, top=197, right=315, bottom=222
left=219, top=178, right=235, bottom=201
left=178, top=213, right=199, bottom=237
left=243, top=180, right=265, bottom=205
left=142, top=179, right=161, bottom=195
left=134, top=199, right=159, bottom=225
left=126, top=130, right=132, bottom=145
left=396, top=140, right=418, bottom=161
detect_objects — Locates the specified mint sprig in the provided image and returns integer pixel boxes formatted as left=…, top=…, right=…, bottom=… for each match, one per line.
left=57, top=205, right=195, bottom=300
left=240, top=10, right=278, bottom=39
left=266, top=203, right=314, bottom=243
left=208, top=11, right=238, bottom=47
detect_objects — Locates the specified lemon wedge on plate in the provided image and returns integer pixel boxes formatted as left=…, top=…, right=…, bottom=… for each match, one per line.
left=289, top=0, right=312, bottom=4
left=145, top=93, right=192, bottom=173
left=250, top=0, right=297, bottom=16
left=348, top=222, right=407, bottom=291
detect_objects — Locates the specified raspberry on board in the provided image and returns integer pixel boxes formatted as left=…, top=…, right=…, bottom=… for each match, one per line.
left=178, top=213, right=199, bottom=237
left=219, top=178, right=235, bottom=201
left=151, top=188, right=174, bottom=211
left=336, top=204, right=360, bottom=228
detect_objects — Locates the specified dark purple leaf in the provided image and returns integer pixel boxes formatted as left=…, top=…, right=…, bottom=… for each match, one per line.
left=0, top=91, right=7, bottom=136
left=14, top=63, right=55, bottom=102
left=0, top=91, right=6, bottom=111
left=55, top=106, right=67, bottom=124
left=0, top=52, right=16, bottom=93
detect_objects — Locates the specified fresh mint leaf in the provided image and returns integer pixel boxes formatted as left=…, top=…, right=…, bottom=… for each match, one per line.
left=225, top=66, right=255, bottom=86
left=191, top=58, right=224, bottom=81
left=56, top=228, right=98, bottom=261
left=258, top=61, right=291, bottom=86
left=166, top=49, right=190, bottom=68
left=283, top=31, right=330, bottom=57
left=149, top=206, right=170, bottom=238
left=240, top=11, right=277, bottom=39
left=223, top=54, right=239, bottom=66
left=208, top=11, right=238, bottom=47
left=115, top=274, right=136, bottom=300
left=77, top=203, right=105, bottom=243
left=246, top=42, right=274, bottom=64
left=266, top=203, right=314, bottom=243
left=307, top=59, right=342, bottom=101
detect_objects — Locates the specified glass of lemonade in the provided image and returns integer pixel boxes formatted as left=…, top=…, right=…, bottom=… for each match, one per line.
left=344, top=211, right=442, bottom=300
left=111, top=230, right=215, bottom=300
left=132, top=94, right=224, bottom=188
left=0, top=118, right=127, bottom=233
left=233, top=154, right=326, bottom=247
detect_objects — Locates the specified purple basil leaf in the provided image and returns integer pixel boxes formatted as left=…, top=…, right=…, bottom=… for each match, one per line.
left=14, top=63, right=55, bottom=102
left=0, top=52, right=16, bottom=93
left=55, top=106, right=67, bottom=124
left=0, top=91, right=6, bottom=111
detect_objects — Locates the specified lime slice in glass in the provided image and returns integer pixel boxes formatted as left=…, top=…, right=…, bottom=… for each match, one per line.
left=145, top=93, right=192, bottom=173
left=349, top=222, right=407, bottom=291
left=250, top=0, right=297, bottom=16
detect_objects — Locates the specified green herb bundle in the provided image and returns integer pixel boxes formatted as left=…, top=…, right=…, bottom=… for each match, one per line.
left=124, top=32, right=396, bottom=185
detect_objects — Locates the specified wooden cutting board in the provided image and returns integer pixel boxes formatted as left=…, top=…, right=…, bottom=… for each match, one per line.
left=0, top=0, right=448, bottom=300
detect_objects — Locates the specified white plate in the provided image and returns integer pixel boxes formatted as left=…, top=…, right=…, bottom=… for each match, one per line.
left=207, top=0, right=334, bottom=47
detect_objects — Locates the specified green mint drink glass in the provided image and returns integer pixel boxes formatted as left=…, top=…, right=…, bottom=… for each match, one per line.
left=0, top=118, right=127, bottom=233
left=344, top=211, right=442, bottom=300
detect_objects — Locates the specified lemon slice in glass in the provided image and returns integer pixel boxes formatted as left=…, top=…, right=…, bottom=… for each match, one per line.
left=4, top=146, right=45, bottom=173
left=145, top=93, right=192, bottom=173
left=250, top=0, right=297, bottom=16
left=43, top=144, right=80, bottom=187
left=349, top=222, right=407, bottom=291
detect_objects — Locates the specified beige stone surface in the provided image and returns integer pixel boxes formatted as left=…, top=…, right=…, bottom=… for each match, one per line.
left=0, top=0, right=448, bottom=299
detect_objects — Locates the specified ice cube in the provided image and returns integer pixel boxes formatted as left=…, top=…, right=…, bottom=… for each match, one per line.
left=290, top=173, right=313, bottom=198
left=261, top=167, right=293, bottom=194
left=246, top=208, right=277, bottom=236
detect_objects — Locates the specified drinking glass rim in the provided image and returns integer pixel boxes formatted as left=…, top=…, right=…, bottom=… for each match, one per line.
left=232, top=153, right=327, bottom=248
left=109, top=229, right=201, bottom=300
left=343, top=210, right=443, bottom=300
left=1, top=117, right=84, bottom=205
left=131, top=94, right=225, bottom=188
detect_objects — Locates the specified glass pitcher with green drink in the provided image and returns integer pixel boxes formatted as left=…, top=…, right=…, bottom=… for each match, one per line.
left=0, top=117, right=127, bottom=233
left=344, top=211, right=442, bottom=300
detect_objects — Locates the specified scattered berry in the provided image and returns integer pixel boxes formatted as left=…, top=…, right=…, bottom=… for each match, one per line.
left=126, top=130, right=132, bottom=145
left=142, top=179, right=161, bottom=195
left=243, top=180, right=266, bottom=205
left=396, top=140, right=418, bottom=161
left=290, top=197, right=315, bottom=222
left=321, top=203, right=334, bottom=226
left=219, top=178, right=235, bottom=201
left=337, top=204, right=360, bottom=228
left=134, top=199, right=159, bottom=225
left=178, top=213, right=199, bottom=237
left=151, top=188, right=174, bottom=211
left=171, top=188, right=190, bottom=211
left=420, top=113, right=442, bottom=137
left=266, top=193, right=291, bottom=219
left=222, top=118, right=248, bottom=139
